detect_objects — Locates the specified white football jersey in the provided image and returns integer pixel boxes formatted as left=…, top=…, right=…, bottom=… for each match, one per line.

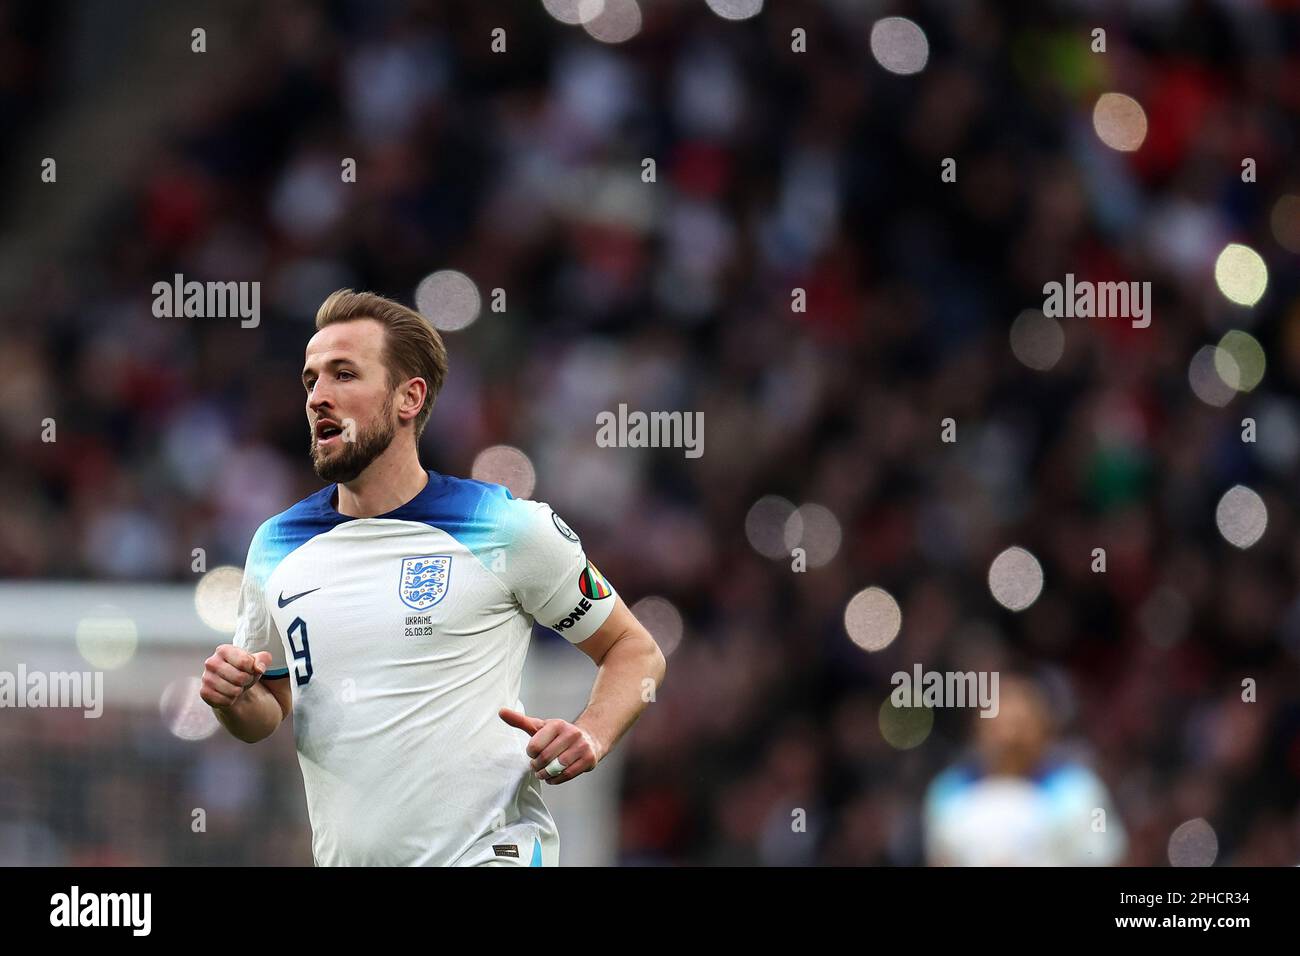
left=923, top=759, right=1127, bottom=866
left=231, top=469, right=618, bottom=866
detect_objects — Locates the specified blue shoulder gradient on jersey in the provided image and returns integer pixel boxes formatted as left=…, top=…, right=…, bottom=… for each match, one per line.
left=1037, top=763, right=1100, bottom=810
left=243, top=471, right=528, bottom=595
left=397, top=473, right=528, bottom=574
left=926, top=760, right=1095, bottom=818
left=246, top=484, right=351, bottom=588
left=924, top=763, right=977, bottom=817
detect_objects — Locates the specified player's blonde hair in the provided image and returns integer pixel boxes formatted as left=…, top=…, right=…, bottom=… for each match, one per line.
left=315, top=289, right=449, bottom=440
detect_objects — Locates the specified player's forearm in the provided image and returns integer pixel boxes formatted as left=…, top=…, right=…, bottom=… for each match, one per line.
left=212, top=683, right=284, bottom=743
left=575, top=633, right=666, bottom=761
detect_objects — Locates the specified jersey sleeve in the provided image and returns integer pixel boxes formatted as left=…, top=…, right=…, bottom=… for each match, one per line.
left=232, top=524, right=289, bottom=678
left=503, top=500, right=619, bottom=644
left=1052, top=765, right=1128, bottom=866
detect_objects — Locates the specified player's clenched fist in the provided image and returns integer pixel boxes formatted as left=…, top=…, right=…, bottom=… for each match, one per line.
left=201, top=645, right=272, bottom=709
left=499, top=708, right=605, bottom=785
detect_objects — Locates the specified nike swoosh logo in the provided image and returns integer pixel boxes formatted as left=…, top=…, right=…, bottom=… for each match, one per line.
left=277, top=587, right=321, bottom=608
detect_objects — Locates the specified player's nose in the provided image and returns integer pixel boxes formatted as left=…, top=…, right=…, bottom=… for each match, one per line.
left=307, top=382, right=334, bottom=411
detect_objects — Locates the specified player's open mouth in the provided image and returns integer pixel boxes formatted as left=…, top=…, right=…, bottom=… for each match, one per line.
left=315, top=421, right=343, bottom=446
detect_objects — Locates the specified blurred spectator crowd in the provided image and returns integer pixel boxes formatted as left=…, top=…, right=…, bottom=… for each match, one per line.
left=3, top=0, right=1300, bottom=864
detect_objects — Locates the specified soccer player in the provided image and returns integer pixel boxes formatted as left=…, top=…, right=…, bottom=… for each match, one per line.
left=199, top=289, right=667, bottom=866
left=923, top=675, right=1126, bottom=866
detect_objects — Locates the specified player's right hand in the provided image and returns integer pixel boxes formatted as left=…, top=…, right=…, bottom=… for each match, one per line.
left=200, top=645, right=272, bottom=709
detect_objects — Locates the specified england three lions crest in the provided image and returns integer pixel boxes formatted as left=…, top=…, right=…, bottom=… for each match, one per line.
left=399, top=555, right=452, bottom=610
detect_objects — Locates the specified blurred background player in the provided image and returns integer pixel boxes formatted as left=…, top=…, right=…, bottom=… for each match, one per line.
left=924, top=675, right=1127, bottom=866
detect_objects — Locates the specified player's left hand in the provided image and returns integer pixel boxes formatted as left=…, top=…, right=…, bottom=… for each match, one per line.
left=499, top=708, right=604, bottom=785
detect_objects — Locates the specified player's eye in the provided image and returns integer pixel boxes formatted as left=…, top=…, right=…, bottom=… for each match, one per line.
left=337, top=370, right=355, bottom=381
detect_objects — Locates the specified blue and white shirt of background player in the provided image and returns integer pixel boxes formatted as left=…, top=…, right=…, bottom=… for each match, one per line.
left=231, top=470, right=618, bottom=867
left=922, top=755, right=1128, bottom=866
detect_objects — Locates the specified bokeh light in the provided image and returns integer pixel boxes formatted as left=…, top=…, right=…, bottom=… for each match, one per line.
left=542, top=0, right=604, bottom=25
left=1092, top=93, right=1148, bottom=151
left=783, top=503, right=842, bottom=568
left=878, top=698, right=934, bottom=749
left=415, top=269, right=482, bottom=331
left=582, top=0, right=642, bottom=43
left=705, top=0, right=763, bottom=20
left=988, top=546, right=1043, bottom=612
left=1214, top=243, right=1268, bottom=307
left=870, top=17, right=929, bottom=75
left=195, top=565, right=243, bottom=634
left=1009, top=309, right=1065, bottom=371
left=631, top=596, right=683, bottom=656
left=746, top=495, right=798, bottom=559
left=1188, top=345, right=1237, bottom=408
left=1167, top=817, right=1219, bottom=867
left=471, top=445, right=536, bottom=499
left=1214, top=330, right=1265, bottom=392
left=844, top=587, right=902, bottom=652
left=1215, top=485, right=1266, bottom=549
left=1269, top=194, right=1300, bottom=254
left=75, top=606, right=138, bottom=670
left=160, top=676, right=220, bottom=741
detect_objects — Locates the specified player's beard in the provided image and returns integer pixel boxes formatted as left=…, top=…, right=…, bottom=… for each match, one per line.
left=310, top=395, right=397, bottom=484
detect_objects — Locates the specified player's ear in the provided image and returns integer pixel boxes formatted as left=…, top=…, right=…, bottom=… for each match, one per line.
left=398, top=376, right=427, bottom=423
